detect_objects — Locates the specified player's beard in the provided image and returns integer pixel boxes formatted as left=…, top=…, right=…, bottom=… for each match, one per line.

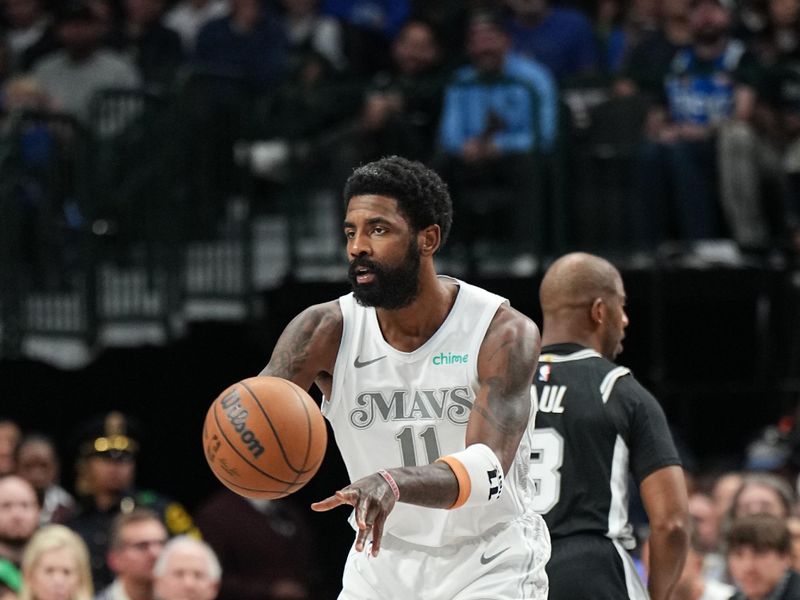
left=348, top=240, right=421, bottom=309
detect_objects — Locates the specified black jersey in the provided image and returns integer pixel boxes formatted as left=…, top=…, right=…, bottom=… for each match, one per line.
left=528, top=343, right=681, bottom=547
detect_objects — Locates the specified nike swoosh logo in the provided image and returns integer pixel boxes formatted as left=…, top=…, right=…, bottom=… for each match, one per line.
left=353, top=355, right=387, bottom=368
left=480, top=547, right=510, bottom=565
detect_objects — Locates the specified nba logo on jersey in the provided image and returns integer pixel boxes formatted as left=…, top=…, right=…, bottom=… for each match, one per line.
left=538, top=365, right=550, bottom=382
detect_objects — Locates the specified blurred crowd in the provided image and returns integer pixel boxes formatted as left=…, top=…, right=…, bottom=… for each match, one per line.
left=0, top=412, right=321, bottom=600
left=2, top=0, right=800, bottom=276
left=6, top=409, right=800, bottom=598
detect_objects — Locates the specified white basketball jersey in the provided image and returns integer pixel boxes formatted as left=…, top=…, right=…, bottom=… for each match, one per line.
left=322, top=276, right=534, bottom=547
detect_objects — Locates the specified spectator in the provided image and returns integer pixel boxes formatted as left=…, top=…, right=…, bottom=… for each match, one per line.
left=194, top=0, right=288, bottom=89
left=0, top=0, right=57, bottom=72
left=729, top=473, right=795, bottom=520
left=19, top=524, right=93, bottom=600
left=15, top=435, right=75, bottom=526
left=323, top=17, right=446, bottom=174
left=0, top=476, right=40, bottom=569
left=281, top=0, right=346, bottom=73
left=437, top=10, right=557, bottom=270
left=94, top=509, right=167, bottom=600
left=689, top=490, right=728, bottom=584
left=727, top=514, right=800, bottom=599
left=616, top=0, right=692, bottom=98
left=0, top=422, right=20, bottom=477
left=113, top=0, right=184, bottom=90
left=320, top=0, right=409, bottom=75
left=152, top=537, right=219, bottom=600
left=194, top=489, right=316, bottom=600
left=164, top=0, right=229, bottom=53
left=631, top=0, right=761, bottom=248
left=68, top=412, right=199, bottom=589
left=506, top=0, right=600, bottom=82
left=595, top=0, right=660, bottom=75
left=30, top=1, right=140, bottom=123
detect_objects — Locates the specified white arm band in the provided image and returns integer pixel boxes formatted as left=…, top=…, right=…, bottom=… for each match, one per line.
left=436, top=443, right=504, bottom=509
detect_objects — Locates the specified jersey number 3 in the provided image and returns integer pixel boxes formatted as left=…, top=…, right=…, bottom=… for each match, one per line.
left=529, top=428, right=564, bottom=513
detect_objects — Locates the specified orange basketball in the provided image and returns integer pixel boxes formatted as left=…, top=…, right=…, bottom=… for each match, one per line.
left=202, top=376, right=327, bottom=499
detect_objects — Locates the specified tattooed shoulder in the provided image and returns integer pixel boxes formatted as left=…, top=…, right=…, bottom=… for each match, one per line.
left=261, top=300, right=343, bottom=384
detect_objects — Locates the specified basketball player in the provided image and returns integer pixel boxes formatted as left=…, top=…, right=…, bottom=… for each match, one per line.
left=529, top=252, right=689, bottom=600
left=260, top=156, right=550, bottom=599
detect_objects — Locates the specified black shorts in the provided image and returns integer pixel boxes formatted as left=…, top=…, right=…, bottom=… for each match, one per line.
left=547, top=534, right=647, bottom=600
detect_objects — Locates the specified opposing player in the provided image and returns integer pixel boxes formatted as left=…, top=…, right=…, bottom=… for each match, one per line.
left=260, top=156, right=549, bottom=599
left=528, top=252, right=689, bottom=600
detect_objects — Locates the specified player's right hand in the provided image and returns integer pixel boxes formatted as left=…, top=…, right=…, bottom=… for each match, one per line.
left=311, top=473, right=397, bottom=556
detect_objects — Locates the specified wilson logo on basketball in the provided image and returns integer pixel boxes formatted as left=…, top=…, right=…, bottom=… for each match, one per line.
left=220, top=390, right=266, bottom=458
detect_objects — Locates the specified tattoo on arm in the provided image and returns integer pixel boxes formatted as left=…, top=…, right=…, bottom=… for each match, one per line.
left=261, top=304, right=339, bottom=382
left=475, top=343, right=534, bottom=438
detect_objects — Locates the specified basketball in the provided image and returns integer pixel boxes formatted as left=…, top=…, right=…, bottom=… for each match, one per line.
left=202, top=376, right=327, bottom=499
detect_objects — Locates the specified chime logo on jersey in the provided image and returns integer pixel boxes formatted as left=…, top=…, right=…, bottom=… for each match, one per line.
left=432, top=352, right=469, bottom=365
left=348, top=386, right=473, bottom=429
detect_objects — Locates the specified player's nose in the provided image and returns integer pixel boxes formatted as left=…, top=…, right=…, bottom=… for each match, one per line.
left=348, top=231, right=372, bottom=257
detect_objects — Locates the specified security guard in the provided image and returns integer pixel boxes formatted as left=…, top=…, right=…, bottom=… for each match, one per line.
left=67, top=412, right=199, bottom=588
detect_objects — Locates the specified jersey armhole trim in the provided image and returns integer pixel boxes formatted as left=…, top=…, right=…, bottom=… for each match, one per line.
left=321, top=296, right=351, bottom=420
left=600, top=367, right=631, bottom=404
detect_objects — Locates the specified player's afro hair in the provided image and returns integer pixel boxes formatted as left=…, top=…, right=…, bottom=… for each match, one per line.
left=343, top=156, right=453, bottom=249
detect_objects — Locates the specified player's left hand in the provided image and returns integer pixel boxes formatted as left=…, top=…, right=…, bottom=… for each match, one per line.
left=311, top=473, right=397, bottom=556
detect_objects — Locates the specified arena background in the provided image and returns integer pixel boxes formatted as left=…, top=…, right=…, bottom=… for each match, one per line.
left=2, top=266, right=797, bottom=589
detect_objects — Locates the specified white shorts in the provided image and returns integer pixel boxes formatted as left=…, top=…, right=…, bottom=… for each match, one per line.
left=338, top=512, right=550, bottom=600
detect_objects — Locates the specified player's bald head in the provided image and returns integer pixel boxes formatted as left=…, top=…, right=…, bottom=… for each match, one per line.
left=540, top=253, right=622, bottom=313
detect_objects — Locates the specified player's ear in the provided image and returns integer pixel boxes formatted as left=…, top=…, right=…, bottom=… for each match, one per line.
left=419, top=225, right=440, bottom=256
left=590, top=297, right=605, bottom=325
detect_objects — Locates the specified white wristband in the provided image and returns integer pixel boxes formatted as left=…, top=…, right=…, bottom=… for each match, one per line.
left=436, top=443, right=504, bottom=509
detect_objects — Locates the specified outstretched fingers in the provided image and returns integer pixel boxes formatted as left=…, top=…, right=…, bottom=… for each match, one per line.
left=311, top=489, right=357, bottom=512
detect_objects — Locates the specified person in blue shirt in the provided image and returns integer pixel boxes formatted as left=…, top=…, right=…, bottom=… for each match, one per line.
left=506, top=0, right=600, bottom=83
left=436, top=10, right=558, bottom=272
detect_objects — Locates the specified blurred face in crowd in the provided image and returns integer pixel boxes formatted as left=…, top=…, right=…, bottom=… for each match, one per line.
left=467, top=21, right=509, bottom=74
left=17, top=440, right=59, bottom=494
left=0, top=421, right=21, bottom=476
left=110, top=519, right=167, bottom=583
left=86, top=454, right=135, bottom=495
left=769, top=0, right=800, bottom=27
left=0, top=476, right=39, bottom=544
left=689, top=492, right=720, bottom=551
left=690, top=0, right=731, bottom=43
left=661, top=0, right=692, bottom=19
left=735, top=483, right=789, bottom=519
left=154, top=545, right=219, bottom=600
left=57, top=17, right=103, bottom=58
left=392, top=22, right=440, bottom=76
left=125, top=0, right=166, bottom=25
left=728, top=545, right=791, bottom=600
left=2, top=0, right=42, bottom=29
left=28, top=546, right=81, bottom=600
left=281, top=0, right=317, bottom=18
